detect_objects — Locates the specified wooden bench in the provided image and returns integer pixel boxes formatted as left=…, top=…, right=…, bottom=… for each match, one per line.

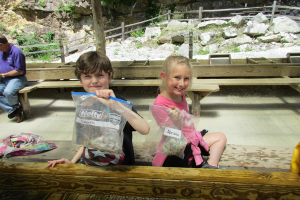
left=0, top=140, right=298, bottom=199
left=192, top=54, right=300, bottom=91
left=19, top=55, right=300, bottom=119
left=0, top=160, right=299, bottom=199
left=18, top=59, right=220, bottom=119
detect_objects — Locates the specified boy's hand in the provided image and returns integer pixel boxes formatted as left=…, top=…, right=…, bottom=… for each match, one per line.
left=95, top=89, right=116, bottom=99
left=47, top=158, right=71, bottom=167
left=95, top=89, right=117, bottom=109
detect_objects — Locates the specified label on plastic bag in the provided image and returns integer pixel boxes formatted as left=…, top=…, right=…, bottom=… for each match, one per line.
left=163, top=127, right=182, bottom=139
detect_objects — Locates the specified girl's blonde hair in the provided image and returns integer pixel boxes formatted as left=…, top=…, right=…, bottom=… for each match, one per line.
left=159, top=55, right=192, bottom=92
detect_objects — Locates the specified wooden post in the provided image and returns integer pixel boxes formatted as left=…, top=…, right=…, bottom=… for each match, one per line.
left=91, top=0, right=106, bottom=54
left=270, top=1, right=277, bottom=24
left=121, top=22, right=125, bottom=41
left=199, top=7, right=203, bottom=21
left=64, top=41, right=69, bottom=57
left=59, top=38, right=65, bottom=63
left=189, top=31, right=193, bottom=59
left=168, top=10, right=171, bottom=22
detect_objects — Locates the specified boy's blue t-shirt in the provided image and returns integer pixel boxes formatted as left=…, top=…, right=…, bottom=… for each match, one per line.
left=0, top=44, right=26, bottom=75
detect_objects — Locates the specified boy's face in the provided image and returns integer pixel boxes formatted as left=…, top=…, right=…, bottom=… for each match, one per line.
left=80, top=71, right=112, bottom=93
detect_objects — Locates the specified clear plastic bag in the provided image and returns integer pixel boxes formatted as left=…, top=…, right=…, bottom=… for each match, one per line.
left=146, top=104, right=201, bottom=159
left=71, top=92, right=132, bottom=155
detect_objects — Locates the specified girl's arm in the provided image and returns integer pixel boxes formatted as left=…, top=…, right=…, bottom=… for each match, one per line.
left=47, top=146, right=84, bottom=167
left=95, top=89, right=150, bottom=135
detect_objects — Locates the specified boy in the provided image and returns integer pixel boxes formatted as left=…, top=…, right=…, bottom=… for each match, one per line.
left=48, top=51, right=149, bottom=167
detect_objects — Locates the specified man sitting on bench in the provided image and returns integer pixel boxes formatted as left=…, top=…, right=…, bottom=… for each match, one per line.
left=0, top=34, right=27, bottom=123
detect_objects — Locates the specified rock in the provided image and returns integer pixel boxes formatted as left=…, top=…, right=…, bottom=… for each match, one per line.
left=226, top=34, right=253, bottom=45
left=157, top=43, right=176, bottom=51
left=204, top=43, right=219, bottom=54
left=145, top=27, right=161, bottom=39
left=229, top=15, right=245, bottom=27
left=280, top=33, right=295, bottom=43
left=270, top=16, right=300, bottom=34
left=253, top=12, right=269, bottom=23
left=171, top=31, right=189, bottom=43
left=166, top=20, right=189, bottom=31
left=200, top=32, right=212, bottom=46
left=197, top=20, right=227, bottom=29
left=257, top=34, right=281, bottom=43
left=177, top=43, right=200, bottom=58
left=244, top=21, right=269, bottom=36
left=223, top=26, right=238, bottom=39
left=158, top=34, right=172, bottom=44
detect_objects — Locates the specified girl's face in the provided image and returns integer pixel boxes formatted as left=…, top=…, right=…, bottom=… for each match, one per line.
left=162, top=64, right=191, bottom=100
left=80, top=71, right=112, bottom=93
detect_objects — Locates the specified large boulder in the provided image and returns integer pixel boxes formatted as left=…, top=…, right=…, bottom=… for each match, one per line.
left=229, top=15, right=245, bottom=27
left=253, top=12, right=269, bottom=23
left=145, top=27, right=161, bottom=39
left=158, top=34, right=172, bottom=44
left=223, top=26, right=238, bottom=39
left=257, top=34, right=281, bottom=43
left=270, top=16, right=300, bottom=34
left=166, top=20, right=190, bottom=31
left=171, top=31, right=189, bottom=43
left=244, top=21, right=269, bottom=36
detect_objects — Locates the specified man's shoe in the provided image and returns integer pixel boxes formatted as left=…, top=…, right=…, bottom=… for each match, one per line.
left=8, top=109, right=17, bottom=119
left=15, top=106, right=24, bottom=123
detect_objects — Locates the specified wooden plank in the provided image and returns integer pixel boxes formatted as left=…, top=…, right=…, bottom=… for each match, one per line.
left=192, top=64, right=300, bottom=77
left=0, top=162, right=299, bottom=199
left=29, top=80, right=219, bottom=93
left=193, top=78, right=300, bottom=85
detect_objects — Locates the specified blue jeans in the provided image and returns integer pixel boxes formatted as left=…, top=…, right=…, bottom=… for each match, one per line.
left=0, top=76, right=28, bottom=114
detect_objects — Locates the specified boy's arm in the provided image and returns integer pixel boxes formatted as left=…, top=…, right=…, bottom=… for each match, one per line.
left=70, top=146, right=84, bottom=163
left=95, top=89, right=150, bottom=135
left=47, top=146, right=84, bottom=167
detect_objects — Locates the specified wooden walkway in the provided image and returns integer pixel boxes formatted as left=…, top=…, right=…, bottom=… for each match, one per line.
left=1, top=140, right=293, bottom=171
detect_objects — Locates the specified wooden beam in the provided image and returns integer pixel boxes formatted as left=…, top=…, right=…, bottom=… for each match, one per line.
left=193, top=78, right=300, bottom=85
left=0, top=162, right=299, bottom=199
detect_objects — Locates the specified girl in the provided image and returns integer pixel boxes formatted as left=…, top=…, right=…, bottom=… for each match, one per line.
left=152, top=55, right=227, bottom=169
left=48, top=51, right=150, bottom=167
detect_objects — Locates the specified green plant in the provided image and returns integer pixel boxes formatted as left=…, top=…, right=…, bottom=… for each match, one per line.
left=114, top=49, right=119, bottom=55
left=245, top=47, right=252, bottom=52
left=135, top=41, right=143, bottom=49
left=0, top=22, right=9, bottom=35
left=230, top=46, right=241, bottom=52
left=198, top=48, right=209, bottom=55
left=43, top=31, right=55, bottom=43
left=38, top=1, right=46, bottom=7
left=130, top=29, right=144, bottom=38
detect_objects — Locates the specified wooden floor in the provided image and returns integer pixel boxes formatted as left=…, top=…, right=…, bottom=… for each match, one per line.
left=1, top=140, right=293, bottom=172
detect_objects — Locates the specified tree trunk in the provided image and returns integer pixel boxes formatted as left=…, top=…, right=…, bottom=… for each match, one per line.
left=91, top=0, right=106, bottom=55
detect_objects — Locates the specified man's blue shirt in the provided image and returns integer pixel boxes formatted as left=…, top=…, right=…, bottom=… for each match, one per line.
left=0, top=44, right=26, bottom=75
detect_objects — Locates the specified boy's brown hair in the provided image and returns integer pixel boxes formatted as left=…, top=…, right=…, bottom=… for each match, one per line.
left=75, top=51, right=114, bottom=80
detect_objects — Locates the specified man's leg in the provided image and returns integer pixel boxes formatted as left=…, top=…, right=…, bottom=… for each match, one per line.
left=0, top=78, right=14, bottom=114
left=2, top=76, right=28, bottom=122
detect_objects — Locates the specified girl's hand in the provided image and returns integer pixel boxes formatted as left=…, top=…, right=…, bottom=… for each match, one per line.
left=47, top=158, right=71, bottom=167
left=166, top=106, right=183, bottom=121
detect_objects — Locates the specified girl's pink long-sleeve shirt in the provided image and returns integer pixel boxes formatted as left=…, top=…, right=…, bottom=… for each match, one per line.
left=152, top=94, right=209, bottom=167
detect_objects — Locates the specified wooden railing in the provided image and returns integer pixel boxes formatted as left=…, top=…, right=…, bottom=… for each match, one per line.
left=16, top=1, right=300, bottom=62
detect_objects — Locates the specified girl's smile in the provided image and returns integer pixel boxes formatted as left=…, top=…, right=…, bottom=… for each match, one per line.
left=162, top=64, right=191, bottom=102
